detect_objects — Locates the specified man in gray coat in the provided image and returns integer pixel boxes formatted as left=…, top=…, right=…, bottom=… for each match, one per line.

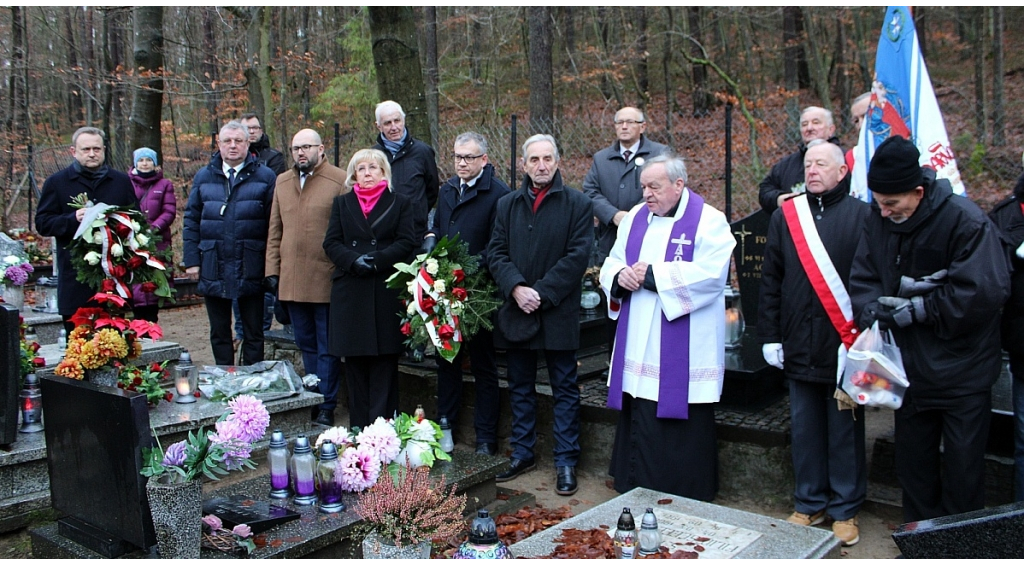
left=583, top=106, right=669, bottom=261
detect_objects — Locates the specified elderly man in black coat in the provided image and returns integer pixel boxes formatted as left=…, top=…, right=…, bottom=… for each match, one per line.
left=487, top=134, right=593, bottom=496
left=36, top=127, right=138, bottom=329
left=424, top=132, right=511, bottom=456
left=372, top=100, right=439, bottom=238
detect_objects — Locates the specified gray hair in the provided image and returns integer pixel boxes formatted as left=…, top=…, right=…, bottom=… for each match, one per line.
left=375, top=100, right=405, bottom=123
left=521, top=134, right=559, bottom=162
left=852, top=92, right=871, bottom=106
left=801, top=106, right=834, bottom=127
left=643, top=153, right=688, bottom=185
left=220, top=120, right=249, bottom=139
left=805, top=139, right=845, bottom=165
left=454, top=132, right=488, bottom=154
left=72, top=127, right=104, bottom=146
left=615, top=107, right=646, bottom=123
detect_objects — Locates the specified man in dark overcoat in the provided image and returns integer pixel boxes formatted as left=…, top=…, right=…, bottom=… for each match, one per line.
left=487, top=134, right=593, bottom=496
left=36, top=127, right=138, bottom=329
left=424, top=132, right=511, bottom=455
left=372, top=100, right=439, bottom=238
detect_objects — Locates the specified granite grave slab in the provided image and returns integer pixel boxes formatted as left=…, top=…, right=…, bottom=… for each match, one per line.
left=509, top=487, right=840, bottom=558
left=892, top=501, right=1024, bottom=558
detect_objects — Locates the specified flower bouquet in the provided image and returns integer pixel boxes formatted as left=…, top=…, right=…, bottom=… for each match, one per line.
left=117, top=360, right=174, bottom=406
left=386, top=235, right=501, bottom=362
left=141, top=394, right=271, bottom=483
left=390, top=411, right=452, bottom=470
left=67, top=194, right=173, bottom=303
left=5, top=228, right=52, bottom=266
left=54, top=294, right=163, bottom=380
left=355, top=466, right=466, bottom=551
left=0, top=251, right=34, bottom=287
left=19, top=316, right=45, bottom=381
left=201, top=515, right=255, bottom=555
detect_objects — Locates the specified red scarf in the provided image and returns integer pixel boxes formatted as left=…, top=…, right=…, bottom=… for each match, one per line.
left=530, top=184, right=552, bottom=212
left=354, top=180, right=389, bottom=217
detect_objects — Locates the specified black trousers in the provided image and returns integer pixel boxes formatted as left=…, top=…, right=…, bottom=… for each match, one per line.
left=204, top=295, right=264, bottom=366
left=436, top=329, right=500, bottom=445
left=895, top=389, right=992, bottom=522
left=345, top=354, right=399, bottom=429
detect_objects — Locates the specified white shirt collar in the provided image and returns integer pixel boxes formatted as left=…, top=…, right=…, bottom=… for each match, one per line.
left=620, top=141, right=640, bottom=158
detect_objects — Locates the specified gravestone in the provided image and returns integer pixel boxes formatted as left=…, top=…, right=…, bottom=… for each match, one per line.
left=730, top=210, right=770, bottom=327
left=39, top=375, right=156, bottom=557
left=0, top=234, right=23, bottom=259
left=892, top=501, right=1024, bottom=558
left=0, top=304, right=21, bottom=446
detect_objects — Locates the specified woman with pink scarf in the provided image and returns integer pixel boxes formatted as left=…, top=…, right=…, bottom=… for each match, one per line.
left=323, top=149, right=417, bottom=428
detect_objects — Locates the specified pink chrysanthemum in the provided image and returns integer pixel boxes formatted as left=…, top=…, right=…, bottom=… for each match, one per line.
left=315, top=426, right=352, bottom=450
left=356, top=417, right=401, bottom=465
left=4, top=264, right=28, bottom=286
left=335, top=445, right=382, bottom=492
left=211, top=420, right=254, bottom=470
left=225, top=395, right=270, bottom=443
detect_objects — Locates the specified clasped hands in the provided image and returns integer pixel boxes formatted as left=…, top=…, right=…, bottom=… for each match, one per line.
left=615, top=261, right=650, bottom=292
left=512, top=285, right=542, bottom=314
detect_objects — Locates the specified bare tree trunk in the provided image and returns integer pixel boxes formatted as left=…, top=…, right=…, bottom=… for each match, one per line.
left=423, top=6, right=440, bottom=150
left=834, top=10, right=850, bottom=129
left=130, top=6, right=165, bottom=161
left=301, top=6, right=311, bottom=119
left=634, top=7, right=649, bottom=110
left=65, top=8, right=83, bottom=125
left=10, top=7, right=30, bottom=144
left=367, top=7, right=430, bottom=143
left=662, top=6, right=675, bottom=146
left=527, top=7, right=554, bottom=129
left=689, top=7, right=712, bottom=117
left=783, top=7, right=802, bottom=143
left=82, top=7, right=96, bottom=125
left=202, top=7, right=219, bottom=134
left=561, top=7, right=575, bottom=73
left=991, top=6, right=1005, bottom=146
left=972, top=7, right=986, bottom=142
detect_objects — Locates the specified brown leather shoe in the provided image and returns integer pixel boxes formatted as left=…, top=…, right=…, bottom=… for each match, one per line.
left=832, top=517, right=859, bottom=546
left=786, top=509, right=826, bottom=526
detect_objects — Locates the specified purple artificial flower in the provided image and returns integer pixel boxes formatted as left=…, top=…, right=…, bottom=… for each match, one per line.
left=162, top=440, right=188, bottom=467
left=232, top=524, right=252, bottom=538
left=21, top=263, right=33, bottom=274
left=335, top=445, right=382, bottom=492
left=226, top=395, right=270, bottom=443
left=5, top=265, right=28, bottom=286
left=202, top=514, right=223, bottom=530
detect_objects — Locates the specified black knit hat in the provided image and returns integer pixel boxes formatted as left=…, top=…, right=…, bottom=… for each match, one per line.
left=868, top=136, right=924, bottom=194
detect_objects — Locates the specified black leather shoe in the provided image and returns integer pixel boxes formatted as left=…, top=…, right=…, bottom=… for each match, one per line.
left=556, top=466, right=578, bottom=496
left=314, top=409, right=335, bottom=427
left=475, top=442, right=497, bottom=456
left=495, top=457, right=536, bottom=482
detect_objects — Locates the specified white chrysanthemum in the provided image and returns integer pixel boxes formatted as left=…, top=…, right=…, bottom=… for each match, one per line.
left=131, top=220, right=141, bottom=232
left=433, top=280, right=445, bottom=293
left=410, top=419, right=436, bottom=442
left=110, top=244, right=123, bottom=257
left=136, top=233, right=149, bottom=246
left=84, top=251, right=101, bottom=266
left=425, top=258, right=439, bottom=276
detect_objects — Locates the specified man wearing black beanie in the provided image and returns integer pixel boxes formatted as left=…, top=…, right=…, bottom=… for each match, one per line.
left=849, top=135, right=1010, bottom=523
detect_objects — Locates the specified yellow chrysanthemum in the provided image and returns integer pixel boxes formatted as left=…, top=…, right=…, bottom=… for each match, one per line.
left=70, top=326, right=91, bottom=341
left=92, top=328, right=129, bottom=359
left=55, top=358, right=85, bottom=380
left=78, top=341, right=108, bottom=370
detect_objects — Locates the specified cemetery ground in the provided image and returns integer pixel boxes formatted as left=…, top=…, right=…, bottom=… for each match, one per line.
left=0, top=304, right=902, bottom=558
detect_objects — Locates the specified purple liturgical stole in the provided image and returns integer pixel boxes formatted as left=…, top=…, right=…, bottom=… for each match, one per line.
left=607, top=191, right=704, bottom=420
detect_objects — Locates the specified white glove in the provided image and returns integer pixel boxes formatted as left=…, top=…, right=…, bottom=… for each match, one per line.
left=1016, top=240, right=1024, bottom=259
left=762, top=343, right=784, bottom=370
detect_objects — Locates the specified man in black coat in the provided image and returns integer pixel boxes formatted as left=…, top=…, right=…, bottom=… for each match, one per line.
left=850, top=136, right=1010, bottom=522
left=987, top=165, right=1024, bottom=503
left=240, top=112, right=286, bottom=175
left=372, top=100, right=439, bottom=238
left=759, top=106, right=843, bottom=214
left=759, top=141, right=870, bottom=546
left=424, top=132, right=511, bottom=456
left=487, top=134, right=593, bottom=496
left=183, top=120, right=277, bottom=366
left=36, top=127, right=138, bottom=328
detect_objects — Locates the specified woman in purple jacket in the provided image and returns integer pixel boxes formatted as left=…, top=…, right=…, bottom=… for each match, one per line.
left=128, top=147, right=176, bottom=322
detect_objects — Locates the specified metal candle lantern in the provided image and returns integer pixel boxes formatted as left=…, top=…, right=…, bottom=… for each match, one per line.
left=35, top=277, right=59, bottom=313
left=19, top=372, right=44, bottom=433
left=439, top=416, right=454, bottom=454
left=316, top=440, right=345, bottom=513
left=267, top=430, right=291, bottom=499
left=290, top=435, right=317, bottom=506
left=453, top=509, right=514, bottom=559
left=174, top=351, right=198, bottom=403
left=724, top=285, right=745, bottom=349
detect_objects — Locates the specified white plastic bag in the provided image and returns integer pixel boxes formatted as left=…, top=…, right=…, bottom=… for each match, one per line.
left=839, top=321, right=910, bottom=409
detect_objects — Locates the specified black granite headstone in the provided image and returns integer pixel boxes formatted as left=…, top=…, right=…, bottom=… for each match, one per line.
left=202, top=495, right=301, bottom=534
left=892, top=501, right=1024, bottom=558
left=39, top=375, right=156, bottom=556
left=730, top=210, right=771, bottom=327
left=0, top=303, right=22, bottom=446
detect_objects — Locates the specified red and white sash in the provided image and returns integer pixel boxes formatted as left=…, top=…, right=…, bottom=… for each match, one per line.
left=781, top=196, right=859, bottom=381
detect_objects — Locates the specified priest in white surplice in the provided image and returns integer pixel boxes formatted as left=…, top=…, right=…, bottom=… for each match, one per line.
left=599, top=154, right=735, bottom=501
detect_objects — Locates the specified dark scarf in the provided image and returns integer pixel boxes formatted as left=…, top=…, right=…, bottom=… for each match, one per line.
left=73, top=160, right=109, bottom=190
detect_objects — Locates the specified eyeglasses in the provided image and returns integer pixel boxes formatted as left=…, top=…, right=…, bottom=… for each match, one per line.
left=614, top=119, right=644, bottom=126
left=220, top=138, right=247, bottom=146
left=246, top=126, right=262, bottom=132
left=453, top=154, right=484, bottom=163
left=291, top=144, right=319, bottom=153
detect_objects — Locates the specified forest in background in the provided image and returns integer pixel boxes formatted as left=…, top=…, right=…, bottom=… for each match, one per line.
left=2, top=6, right=1022, bottom=252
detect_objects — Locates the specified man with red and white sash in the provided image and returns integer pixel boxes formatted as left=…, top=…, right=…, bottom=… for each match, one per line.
left=599, top=153, right=734, bottom=501
left=758, top=140, right=870, bottom=546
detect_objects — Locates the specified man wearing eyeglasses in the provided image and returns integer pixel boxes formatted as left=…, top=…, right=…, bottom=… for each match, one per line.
left=240, top=113, right=286, bottom=175
left=372, top=101, right=439, bottom=238
left=183, top=120, right=277, bottom=366
left=583, top=107, right=668, bottom=262
left=422, top=132, right=511, bottom=455
left=265, top=129, right=348, bottom=426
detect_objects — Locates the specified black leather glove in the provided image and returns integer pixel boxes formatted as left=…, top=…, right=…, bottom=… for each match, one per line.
left=263, top=275, right=279, bottom=294
left=421, top=234, right=437, bottom=255
left=352, top=254, right=376, bottom=277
